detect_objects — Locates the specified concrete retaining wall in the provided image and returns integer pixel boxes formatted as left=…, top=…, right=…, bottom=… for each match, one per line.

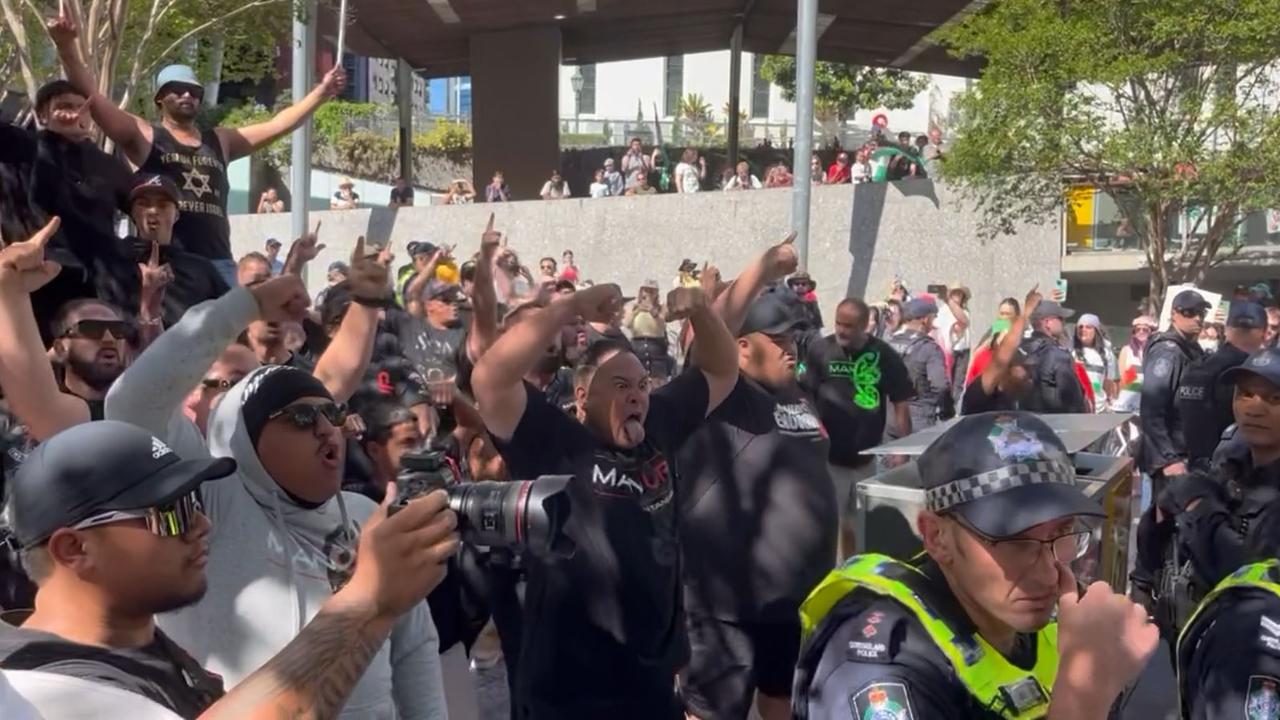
left=229, top=180, right=1062, bottom=328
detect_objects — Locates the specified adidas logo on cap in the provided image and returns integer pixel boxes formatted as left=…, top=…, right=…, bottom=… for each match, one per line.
left=151, top=436, right=173, bottom=460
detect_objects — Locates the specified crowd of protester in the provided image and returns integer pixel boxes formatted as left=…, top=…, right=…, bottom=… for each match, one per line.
left=5, top=8, right=1280, bottom=719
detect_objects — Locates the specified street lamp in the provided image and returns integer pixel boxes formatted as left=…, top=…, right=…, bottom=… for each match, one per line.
left=571, top=67, right=585, bottom=134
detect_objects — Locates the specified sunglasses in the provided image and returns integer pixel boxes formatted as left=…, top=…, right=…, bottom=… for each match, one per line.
left=269, top=402, right=348, bottom=431
left=200, top=376, right=242, bottom=392
left=62, top=319, right=138, bottom=344
left=160, top=84, right=204, bottom=101
left=1177, top=308, right=1207, bottom=319
left=71, top=490, right=204, bottom=538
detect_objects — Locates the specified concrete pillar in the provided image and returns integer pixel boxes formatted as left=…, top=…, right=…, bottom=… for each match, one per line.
left=397, top=58, right=413, bottom=183
left=470, top=26, right=562, bottom=200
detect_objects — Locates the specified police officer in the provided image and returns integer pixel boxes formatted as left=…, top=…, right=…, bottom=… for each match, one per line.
left=793, top=412, right=1159, bottom=719
left=1140, top=289, right=1209, bottom=487
left=1177, top=301, right=1267, bottom=471
left=1017, top=301, right=1089, bottom=414
left=888, top=298, right=951, bottom=434
left=1173, top=350, right=1280, bottom=720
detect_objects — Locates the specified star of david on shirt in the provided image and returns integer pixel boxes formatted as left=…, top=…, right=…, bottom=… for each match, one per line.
left=182, top=167, right=212, bottom=199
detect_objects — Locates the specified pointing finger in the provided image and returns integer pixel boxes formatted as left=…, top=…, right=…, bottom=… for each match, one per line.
left=351, top=236, right=366, bottom=263
left=313, top=220, right=322, bottom=236
left=485, top=213, right=494, bottom=234
left=29, top=216, right=61, bottom=250
left=149, top=239, right=160, bottom=267
left=781, top=231, right=797, bottom=245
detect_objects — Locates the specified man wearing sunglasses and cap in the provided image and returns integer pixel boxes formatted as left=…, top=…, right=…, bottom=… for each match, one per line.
left=49, top=7, right=346, bottom=287
left=794, top=412, right=1159, bottom=719
left=0, top=420, right=460, bottom=719
left=1140, top=289, right=1210, bottom=486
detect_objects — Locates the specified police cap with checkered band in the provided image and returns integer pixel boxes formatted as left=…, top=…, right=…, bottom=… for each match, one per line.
left=918, top=411, right=1103, bottom=538
left=7, top=421, right=235, bottom=548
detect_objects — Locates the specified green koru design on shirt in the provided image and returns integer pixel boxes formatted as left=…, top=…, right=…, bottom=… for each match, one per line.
left=829, top=352, right=882, bottom=410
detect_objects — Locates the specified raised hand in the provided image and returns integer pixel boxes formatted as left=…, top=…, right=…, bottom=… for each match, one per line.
left=320, top=66, right=348, bottom=98
left=46, top=6, right=78, bottom=47
left=284, top=221, right=325, bottom=273
left=1055, top=564, right=1159, bottom=702
left=763, top=231, right=799, bottom=280
left=480, top=213, right=501, bottom=257
left=347, top=483, right=458, bottom=618
left=138, top=239, right=175, bottom=308
left=250, top=274, right=310, bottom=324
left=1022, top=284, right=1042, bottom=318
left=572, top=283, right=624, bottom=325
left=375, top=244, right=395, bottom=269
left=347, top=236, right=390, bottom=302
left=665, top=286, right=708, bottom=322
left=0, top=217, right=62, bottom=293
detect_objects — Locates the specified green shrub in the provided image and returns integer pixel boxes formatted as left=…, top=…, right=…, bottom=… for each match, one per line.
left=313, top=101, right=380, bottom=145
left=416, top=119, right=472, bottom=152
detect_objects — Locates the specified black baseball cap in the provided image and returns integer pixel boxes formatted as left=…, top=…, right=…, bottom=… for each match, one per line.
left=407, top=241, right=438, bottom=258
left=1227, top=301, right=1266, bottom=329
left=918, top=412, right=1102, bottom=538
left=8, top=421, right=236, bottom=548
left=902, top=298, right=938, bottom=321
left=738, top=287, right=804, bottom=337
left=1172, top=289, right=1211, bottom=313
left=1221, top=348, right=1280, bottom=387
left=1029, top=301, right=1075, bottom=321
left=424, top=280, right=463, bottom=302
left=128, top=173, right=181, bottom=206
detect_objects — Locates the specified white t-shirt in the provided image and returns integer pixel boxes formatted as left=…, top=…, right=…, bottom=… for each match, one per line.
left=675, top=162, right=702, bottom=193
left=3, top=669, right=182, bottom=719
left=540, top=181, right=571, bottom=199
left=589, top=181, right=610, bottom=198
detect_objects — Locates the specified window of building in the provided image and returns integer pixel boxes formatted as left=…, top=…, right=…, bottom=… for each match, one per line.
left=750, top=54, right=770, bottom=119
left=578, top=64, right=597, bottom=115
left=664, top=56, right=684, bottom=117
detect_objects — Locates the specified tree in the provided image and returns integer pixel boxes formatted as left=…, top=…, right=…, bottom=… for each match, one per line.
left=935, top=0, right=1280, bottom=305
left=0, top=0, right=290, bottom=117
left=758, top=56, right=928, bottom=125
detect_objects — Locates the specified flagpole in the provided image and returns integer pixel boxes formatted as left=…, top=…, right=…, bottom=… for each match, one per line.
left=335, top=0, right=348, bottom=60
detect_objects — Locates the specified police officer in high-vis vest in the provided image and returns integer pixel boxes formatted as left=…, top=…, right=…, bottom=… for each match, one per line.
left=1177, top=559, right=1280, bottom=719
left=793, top=412, right=1158, bottom=719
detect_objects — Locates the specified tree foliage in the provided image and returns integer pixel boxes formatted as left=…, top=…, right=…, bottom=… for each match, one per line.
left=936, top=0, right=1280, bottom=304
left=0, top=0, right=290, bottom=115
left=759, top=56, right=928, bottom=123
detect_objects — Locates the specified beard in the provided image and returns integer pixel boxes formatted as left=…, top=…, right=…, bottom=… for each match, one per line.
left=66, top=351, right=124, bottom=391
left=144, top=580, right=208, bottom=615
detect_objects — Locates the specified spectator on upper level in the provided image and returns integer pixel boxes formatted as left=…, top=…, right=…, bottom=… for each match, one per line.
left=588, top=169, right=610, bottom=198
left=826, top=152, right=852, bottom=184
left=256, top=187, right=284, bottom=214
left=330, top=178, right=360, bottom=210
left=485, top=171, right=511, bottom=202
left=675, top=148, right=706, bottom=193
left=764, top=163, right=793, bottom=188
left=602, top=158, right=625, bottom=197
left=810, top=153, right=826, bottom=184
left=626, top=170, right=658, bottom=196
left=540, top=170, right=571, bottom=200
left=723, top=161, right=762, bottom=191
left=621, top=137, right=657, bottom=190
left=389, top=176, right=415, bottom=208
left=851, top=148, right=872, bottom=184
left=444, top=178, right=476, bottom=205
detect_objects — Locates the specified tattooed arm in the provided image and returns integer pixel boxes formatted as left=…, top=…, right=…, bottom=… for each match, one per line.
left=200, top=485, right=459, bottom=720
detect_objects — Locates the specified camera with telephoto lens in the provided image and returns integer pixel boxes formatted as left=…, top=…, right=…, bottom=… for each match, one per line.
left=392, top=449, right=574, bottom=558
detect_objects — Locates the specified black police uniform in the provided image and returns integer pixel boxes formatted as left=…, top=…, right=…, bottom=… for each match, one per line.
left=1177, top=343, right=1249, bottom=471
left=1017, top=332, right=1088, bottom=414
left=888, top=328, right=950, bottom=433
left=1140, top=329, right=1205, bottom=478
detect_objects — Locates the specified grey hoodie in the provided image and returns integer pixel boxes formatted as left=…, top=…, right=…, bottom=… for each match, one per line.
left=106, top=288, right=446, bottom=720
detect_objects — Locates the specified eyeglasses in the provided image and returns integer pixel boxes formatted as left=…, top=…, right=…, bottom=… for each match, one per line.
left=199, top=377, right=240, bottom=392
left=71, top=490, right=204, bottom=538
left=61, top=319, right=138, bottom=344
left=1133, top=326, right=1154, bottom=333
left=268, top=402, right=348, bottom=431
left=952, top=516, right=1092, bottom=572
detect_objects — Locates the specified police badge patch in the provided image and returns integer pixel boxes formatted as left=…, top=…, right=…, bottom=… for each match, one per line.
left=1151, top=357, right=1173, bottom=379
left=1247, top=675, right=1280, bottom=720
left=850, top=682, right=914, bottom=720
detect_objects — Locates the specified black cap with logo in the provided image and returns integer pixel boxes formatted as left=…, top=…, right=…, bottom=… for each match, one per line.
left=1172, top=289, right=1211, bottom=313
left=1221, top=348, right=1280, bottom=387
left=8, top=421, right=236, bottom=548
left=918, top=412, right=1103, bottom=538
left=738, top=286, right=805, bottom=337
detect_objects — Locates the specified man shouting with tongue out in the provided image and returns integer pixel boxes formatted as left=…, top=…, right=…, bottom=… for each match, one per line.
left=472, top=271, right=740, bottom=719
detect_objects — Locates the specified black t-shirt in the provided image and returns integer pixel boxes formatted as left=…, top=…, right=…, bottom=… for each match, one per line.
left=679, top=377, right=836, bottom=621
left=392, top=312, right=467, bottom=381
left=804, top=561, right=1040, bottom=719
left=0, top=621, right=224, bottom=718
left=139, top=125, right=231, bottom=261
left=800, top=335, right=913, bottom=467
left=492, top=372, right=710, bottom=718
left=98, top=237, right=230, bottom=327
left=960, top=377, right=1017, bottom=415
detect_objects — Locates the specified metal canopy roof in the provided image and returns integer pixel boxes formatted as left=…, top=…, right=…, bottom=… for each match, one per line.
left=328, top=0, right=985, bottom=79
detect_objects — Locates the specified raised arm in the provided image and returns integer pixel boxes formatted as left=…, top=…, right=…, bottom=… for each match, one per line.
left=200, top=486, right=458, bottom=720
left=312, top=238, right=385, bottom=403
left=711, top=232, right=797, bottom=335
left=979, top=286, right=1038, bottom=394
left=473, top=285, right=619, bottom=440
left=669, top=287, right=739, bottom=415
left=48, top=11, right=151, bottom=165
left=466, top=216, right=502, bottom=362
left=0, top=218, right=90, bottom=439
left=217, top=67, right=346, bottom=162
